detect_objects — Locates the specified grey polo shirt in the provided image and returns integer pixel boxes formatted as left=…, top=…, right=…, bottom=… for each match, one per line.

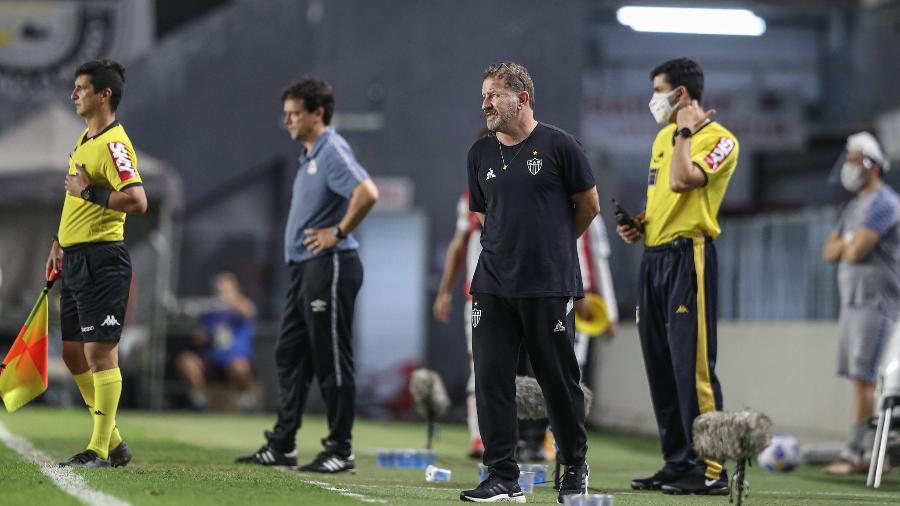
left=284, top=127, right=370, bottom=264
left=836, top=184, right=900, bottom=314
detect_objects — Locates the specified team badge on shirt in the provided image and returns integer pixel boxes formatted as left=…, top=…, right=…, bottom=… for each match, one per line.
left=527, top=157, right=542, bottom=175
left=307, top=159, right=318, bottom=175
left=471, top=305, right=482, bottom=327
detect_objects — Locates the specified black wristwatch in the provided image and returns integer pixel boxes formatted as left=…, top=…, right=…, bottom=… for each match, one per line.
left=333, top=226, right=346, bottom=239
left=675, top=127, right=693, bottom=139
left=80, top=185, right=94, bottom=201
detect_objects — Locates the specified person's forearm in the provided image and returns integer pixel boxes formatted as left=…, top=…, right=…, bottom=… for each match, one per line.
left=574, top=206, right=597, bottom=237
left=337, top=180, right=379, bottom=235
left=822, top=233, right=843, bottom=262
left=669, top=138, right=697, bottom=193
left=437, top=236, right=467, bottom=296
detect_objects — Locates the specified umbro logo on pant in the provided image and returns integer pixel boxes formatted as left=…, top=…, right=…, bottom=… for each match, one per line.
left=101, top=315, right=120, bottom=327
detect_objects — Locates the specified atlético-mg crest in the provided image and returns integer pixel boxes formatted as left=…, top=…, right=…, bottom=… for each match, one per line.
left=472, top=307, right=481, bottom=328
left=527, top=157, right=542, bottom=175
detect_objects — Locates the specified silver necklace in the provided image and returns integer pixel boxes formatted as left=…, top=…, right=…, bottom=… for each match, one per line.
left=497, top=137, right=527, bottom=171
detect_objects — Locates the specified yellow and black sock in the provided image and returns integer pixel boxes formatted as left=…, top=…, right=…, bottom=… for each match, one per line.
left=73, top=370, right=124, bottom=451
left=87, top=368, right=123, bottom=459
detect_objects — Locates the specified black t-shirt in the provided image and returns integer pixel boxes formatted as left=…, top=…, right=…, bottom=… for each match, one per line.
left=467, top=123, right=596, bottom=298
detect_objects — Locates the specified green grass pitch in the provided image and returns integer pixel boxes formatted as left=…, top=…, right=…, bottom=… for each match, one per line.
left=1, top=407, right=899, bottom=505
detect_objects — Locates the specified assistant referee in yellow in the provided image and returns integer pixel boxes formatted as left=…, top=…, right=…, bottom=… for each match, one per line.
left=617, top=58, right=739, bottom=496
left=46, top=60, right=147, bottom=468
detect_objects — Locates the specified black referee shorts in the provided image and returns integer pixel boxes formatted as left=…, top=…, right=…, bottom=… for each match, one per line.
left=60, top=241, right=132, bottom=343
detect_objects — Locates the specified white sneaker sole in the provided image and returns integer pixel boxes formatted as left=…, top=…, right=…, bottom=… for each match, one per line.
left=461, top=494, right=526, bottom=503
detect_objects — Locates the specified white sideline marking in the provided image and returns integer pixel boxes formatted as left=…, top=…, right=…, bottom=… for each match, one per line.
left=272, top=467, right=387, bottom=504
left=0, top=421, right=131, bottom=506
left=303, top=480, right=388, bottom=504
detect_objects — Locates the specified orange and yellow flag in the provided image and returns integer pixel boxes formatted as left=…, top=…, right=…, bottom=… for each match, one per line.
left=0, top=285, right=50, bottom=413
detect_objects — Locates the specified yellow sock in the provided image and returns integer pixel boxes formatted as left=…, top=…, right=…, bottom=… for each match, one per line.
left=73, top=370, right=124, bottom=450
left=87, top=368, right=122, bottom=459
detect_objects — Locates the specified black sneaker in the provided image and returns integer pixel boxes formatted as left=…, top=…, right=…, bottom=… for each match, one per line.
left=630, top=467, right=683, bottom=490
left=297, top=451, right=356, bottom=473
left=59, top=450, right=111, bottom=468
left=109, top=441, right=132, bottom=468
left=235, top=443, right=297, bottom=466
left=460, top=475, right=525, bottom=503
left=557, top=464, right=589, bottom=503
left=660, top=472, right=729, bottom=495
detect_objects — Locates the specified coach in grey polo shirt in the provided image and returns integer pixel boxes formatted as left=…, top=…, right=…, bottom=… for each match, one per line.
left=823, top=132, right=900, bottom=475
left=237, top=78, right=378, bottom=474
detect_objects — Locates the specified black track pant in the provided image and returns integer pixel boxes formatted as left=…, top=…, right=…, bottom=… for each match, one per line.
left=637, top=237, right=724, bottom=480
left=268, top=251, right=363, bottom=455
left=472, top=294, right=587, bottom=481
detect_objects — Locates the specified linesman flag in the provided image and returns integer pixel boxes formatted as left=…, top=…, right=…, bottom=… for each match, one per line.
left=0, top=271, right=57, bottom=412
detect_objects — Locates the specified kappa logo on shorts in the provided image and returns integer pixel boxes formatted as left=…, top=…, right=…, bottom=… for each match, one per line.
left=107, top=142, right=137, bottom=181
left=100, top=315, right=120, bottom=327
left=554, top=320, right=565, bottom=332
left=471, top=304, right=482, bottom=328
left=676, top=305, right=690, bottom=314
left=310, top=299, right=327, bottom=312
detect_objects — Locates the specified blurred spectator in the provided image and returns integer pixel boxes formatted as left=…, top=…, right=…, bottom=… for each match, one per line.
left=176, top=272, right=257, bottom=411
left=822, top=132, right=900, bottom=475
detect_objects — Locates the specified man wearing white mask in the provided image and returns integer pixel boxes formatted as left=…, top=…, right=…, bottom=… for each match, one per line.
left=617, top=57, right=739, bottom=496
left=822, top=132, right=900, bottom=475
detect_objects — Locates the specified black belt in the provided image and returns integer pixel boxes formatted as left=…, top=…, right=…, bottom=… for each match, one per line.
left=644, top=235, right=712, bottom=251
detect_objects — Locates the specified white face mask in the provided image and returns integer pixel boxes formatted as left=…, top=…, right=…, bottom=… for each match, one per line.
left=840, top=162, right=867, bottom=193
left=648, top=89, right=681, bottom=125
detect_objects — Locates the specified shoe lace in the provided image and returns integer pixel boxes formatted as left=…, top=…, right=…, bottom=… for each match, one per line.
left=311, top=450, right=336, bottom=465
left=70, top=450, right=97, bottom=464
left=563, top=467, right=586, bottom=489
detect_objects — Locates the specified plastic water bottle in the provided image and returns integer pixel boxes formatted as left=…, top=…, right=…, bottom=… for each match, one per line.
left=375, top=449, right=393, bottom=468
left=425, top=464, right=452, bottom=482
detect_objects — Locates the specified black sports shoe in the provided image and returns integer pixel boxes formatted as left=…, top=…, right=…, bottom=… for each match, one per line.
left=631, top=467, right=684, bottom=490
left=460, top=475, right=525, bottom=503
left=297, top=451, right=355, bottom=473
left=59, top=449, right=111, bottom=468
left=235, top=441, right=297, bottom=466
left=557, top=464, right=589, bottom=503
left=660, top=472, right=729, bottom=495
left=109, top=441, right=132, bottom=468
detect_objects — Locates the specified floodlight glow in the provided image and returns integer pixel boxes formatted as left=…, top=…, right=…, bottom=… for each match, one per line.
left=616, top=6, right=766, bottom=36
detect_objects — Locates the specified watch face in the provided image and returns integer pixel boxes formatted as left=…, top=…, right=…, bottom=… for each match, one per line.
left=81, top=188, right=92, bottom=200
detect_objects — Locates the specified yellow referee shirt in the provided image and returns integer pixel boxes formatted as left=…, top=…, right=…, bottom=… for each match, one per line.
left=643, top=121, right=739, bottom=247
left=57, top=122, right=142, bottom=247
